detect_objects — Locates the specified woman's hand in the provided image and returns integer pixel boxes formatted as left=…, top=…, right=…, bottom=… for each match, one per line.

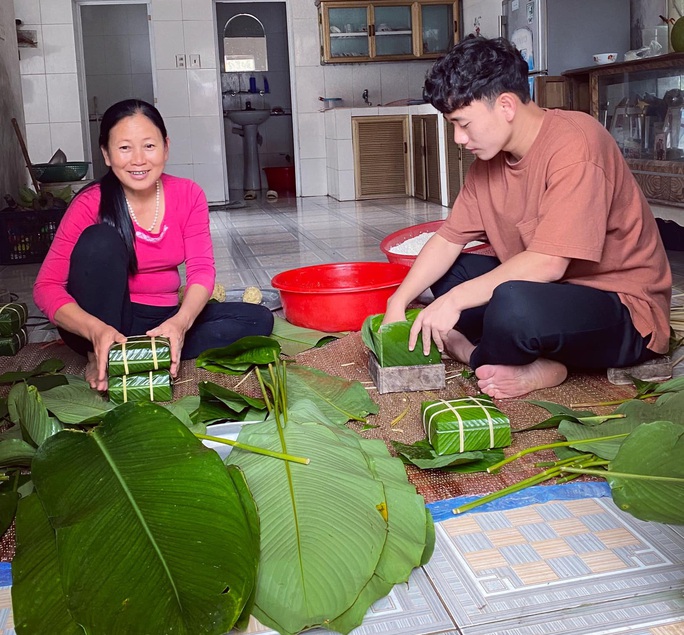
left=87, top=324, right=127, bottom=391
left=147, top=315, right=189, bottom=379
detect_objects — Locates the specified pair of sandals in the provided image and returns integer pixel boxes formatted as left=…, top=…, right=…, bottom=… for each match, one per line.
left=244, top=190, right=278, bottom=201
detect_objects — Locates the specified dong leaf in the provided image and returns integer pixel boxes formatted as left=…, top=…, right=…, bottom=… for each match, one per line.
left=286, top=364, right=379, bottom=423
left=25, top=402, right=259, bottom=634
left=8, top=384, right=62, bottom=447
left=606, top=421, right=684, bottom=524
left=0, top=358, right=65, bottom=385
left=271, top=316, right=344, bottom=356
left=0, top=438, right=36, bottom=468
left=196, top=336, right=281, bottom=374
left=362, top=310, right=441, bottom=367
left=12, top=494, right=83, bottom=635
left=39, top=384, right=114, bottom=424
left=197, top=381, right=267, bottom=423
left=392, top=438, right=505, bottom=472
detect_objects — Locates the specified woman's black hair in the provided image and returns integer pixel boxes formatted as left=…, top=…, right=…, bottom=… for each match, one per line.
left=95, top=99, right=168, bottom=274
left=425, top=36, right=531, bottom=114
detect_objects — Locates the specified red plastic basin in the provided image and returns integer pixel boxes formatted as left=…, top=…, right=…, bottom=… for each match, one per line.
left=380, top=220, right=495, bottom=266
left=271, top=262, right=410, bottom=332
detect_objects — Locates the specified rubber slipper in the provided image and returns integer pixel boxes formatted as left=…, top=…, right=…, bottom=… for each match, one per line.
left=244, top=190, right=257, bottom=200
left=266, top=189, right=278, bottom=201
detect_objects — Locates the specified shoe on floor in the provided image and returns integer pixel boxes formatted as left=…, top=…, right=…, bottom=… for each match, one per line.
left=266, top=189, right=278, bottom=201
left=244, top=190, right=257, bottom=200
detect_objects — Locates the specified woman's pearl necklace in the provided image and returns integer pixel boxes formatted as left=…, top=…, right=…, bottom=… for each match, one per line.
left=126, top=180, right=160, bottom=232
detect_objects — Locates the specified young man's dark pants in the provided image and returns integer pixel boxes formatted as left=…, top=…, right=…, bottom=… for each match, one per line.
left=59, top=223, right=274, bottom=358
left=431, top=253, right=657, bottom=370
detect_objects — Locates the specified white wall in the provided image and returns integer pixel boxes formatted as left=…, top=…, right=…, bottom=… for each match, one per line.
left=13, top=0, right=435, bottom=201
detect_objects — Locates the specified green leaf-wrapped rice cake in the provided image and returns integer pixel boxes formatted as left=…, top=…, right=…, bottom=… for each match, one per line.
left=108, top=335, right=171, bottom=377
left=0, top=302, right=28, bottom=337
left=0, top=327, right=28, bottom=357
left=108, top=370, right=173, bottom=404
left=422, top=395, right=511, bottom=455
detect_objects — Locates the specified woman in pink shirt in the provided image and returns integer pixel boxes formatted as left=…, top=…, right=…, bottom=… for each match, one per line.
left=34, top=99, right=273, bottom=390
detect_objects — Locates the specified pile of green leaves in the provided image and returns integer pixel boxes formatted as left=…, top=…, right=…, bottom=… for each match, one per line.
left=227, top=361, right=434, bottom=635
left=454, top=378, right=684, bottom=525
left=362, top=310, right=441, bottom=367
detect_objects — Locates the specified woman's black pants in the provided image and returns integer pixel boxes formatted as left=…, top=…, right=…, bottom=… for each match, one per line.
left=59, top=224, right=274, bottom=358
left=430, top=253, right=657, bottom=370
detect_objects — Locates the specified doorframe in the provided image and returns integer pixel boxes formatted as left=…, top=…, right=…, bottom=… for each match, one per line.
left=213, top=0, right=299, bottom=199
left=73, top=0, right=155, bottom=179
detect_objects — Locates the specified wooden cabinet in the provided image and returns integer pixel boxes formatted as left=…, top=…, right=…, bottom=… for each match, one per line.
left=353, top=115, right=410, bottom=199
left=412, top=114, right=441, bottom=203
left=564, top=53, right=684, bottom=207
left=316, top=0, right=458, bottom=64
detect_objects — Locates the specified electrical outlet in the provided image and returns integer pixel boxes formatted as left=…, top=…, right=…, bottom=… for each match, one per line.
left=189, top=54, right=201, bottom=68
left=175, top=53, right=186, bottom=68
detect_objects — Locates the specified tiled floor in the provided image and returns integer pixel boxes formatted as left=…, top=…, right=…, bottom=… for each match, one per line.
left=1, top=193, right=684, bottom=634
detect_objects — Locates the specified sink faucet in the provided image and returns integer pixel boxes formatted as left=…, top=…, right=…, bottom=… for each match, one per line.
left=362, top=89, right=371, bottom=106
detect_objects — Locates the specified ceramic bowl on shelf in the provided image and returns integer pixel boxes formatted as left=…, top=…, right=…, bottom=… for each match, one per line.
left=593, top=52, right=618, bottom=65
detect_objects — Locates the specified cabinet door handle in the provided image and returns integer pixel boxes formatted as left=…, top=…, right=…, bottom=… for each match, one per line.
left=404, top=141, right=408, bottom=153
left=369, top=24, right=375, bottom=37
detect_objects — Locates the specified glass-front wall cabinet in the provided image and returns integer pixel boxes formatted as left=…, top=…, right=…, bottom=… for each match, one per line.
left=565, top=53, right=684, bottom=207
left=317, top=1, right=457, bottom=63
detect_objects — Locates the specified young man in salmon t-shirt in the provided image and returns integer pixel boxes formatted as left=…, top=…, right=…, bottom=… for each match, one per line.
left=383, top=36, right=671, bottom=398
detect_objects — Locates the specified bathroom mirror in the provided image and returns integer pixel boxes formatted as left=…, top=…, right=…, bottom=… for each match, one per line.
left=223, top=14, right=268, bottom=72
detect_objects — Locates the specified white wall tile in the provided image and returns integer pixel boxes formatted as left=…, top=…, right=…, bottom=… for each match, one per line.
left=49, top=122, right=85, bottom=161
left=297, top=112, right=325, bottom=159
left=334, top=109, right=352, bottom=140
left=287, top=0, right=318, bottom=21
left=352, top=66, right=382, bottom=107
left=193, top=161, right=225, bottom=203
left=294, top=64, right=324, bottom=114
left=42, top=24, right=77, bottom=74
left=323, top=65, right=354, bottom=102
left=18, top=27, right=45, bottom=74
left=338, top=169, right=356, bottom=201
left=298, top=157, right=326, bottom=196
left=326, top=138, right=338, bottom=170
left=324, top=108, right=336, bottom=140
left=99, top=5, right=129, bottom=36
left=379, top=64, right=410, bottom=105
left=327, top=167, right=339, bottom=200
left=39, top=0, right=72, bottom=25
left=183, top=20, right=216, bottom=70
left=103, top=35, right=132, bottom=75
left=46, top=73, right=80, bottom=122
left=407, top=60, right=434, bottom=100
left=151, top=0, right=183, bottom=21
left=164, top=162, right=194, bottom=180
left=190, top=115, right=222, bottom=163
left=127, top=5, right=150, bottom=35
left=130, top=34, right=153, bottom=74
left=152, top=20, right=184, bottom=70
left=187, top=69, right=219, bottom=117
left=181, top=0, right=213, bottom=22
left=79, top=5, right=104, bottom=36
left=336, top=138, right=353, bottom=171
left=24, top=123, right=52, bottom=165
left=14, top=0, right=41, bottom=25
left=83, top=35, right=106, bottom=75
left=21, top=74, right=49, bottom=124
left=165, top=116, right=193, bottom=164
left=156, top=69, right=190, bottom=117
left=292, top=18, right=319, bottom=67
left=131, top=74, right=154, bottom=104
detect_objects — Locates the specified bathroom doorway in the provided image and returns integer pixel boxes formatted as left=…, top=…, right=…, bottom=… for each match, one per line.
left=216, top=1, right=295, bottom=196
left=75, top=1, right=154, bottom=180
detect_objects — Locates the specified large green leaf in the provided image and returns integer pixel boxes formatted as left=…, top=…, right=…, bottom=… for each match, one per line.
left=271, top=316, right=344, bottom=356
left=228, top=399, right=430, bottom=635
left=361, top=310, right=441, bottom=367
left=196, top=336, right=281, bottom=374
left=614, top=389, right=684, bottom=424
left=392, top=438, right=505, bottom=472
left=0, top=358, right=65, bottom=385
left=197, top=381, right=267, bottom=423
left=28, top=402, right=259, bottom=634
left=558, top=417, right=645, bottom=460
left=39, top=383, right=114, bottom=424
left=0, top=438, right=36, bottom=467
left=8, top=383, right=62, bottom=447
left=12, top=494, right=84, bottom=635
left=607, top=421, right=684, bottom=524
left=286, top=364, right=379, bottom=424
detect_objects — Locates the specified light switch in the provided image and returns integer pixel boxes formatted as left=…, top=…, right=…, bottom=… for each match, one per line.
left=189, top=54, right=201, bottom=68
left=175, top=54, right=186, bottom=68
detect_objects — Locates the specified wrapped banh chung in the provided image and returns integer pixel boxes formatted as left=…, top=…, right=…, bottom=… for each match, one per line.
left=0, top=302, right=28, bottom=337
left=0, top=328, right=28, bottom=357
left=422, top=395, right=511, bottom=455
left=108, top=370, right=173, bottom=405
left=108, top=335, right=171, bottom=377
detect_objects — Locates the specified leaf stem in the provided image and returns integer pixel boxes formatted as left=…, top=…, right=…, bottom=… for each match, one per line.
left=196, top=433, right=309, bottom=464
left=561, top=467, right=684, bottom=482
left=487, top=434, right=629, bottom=473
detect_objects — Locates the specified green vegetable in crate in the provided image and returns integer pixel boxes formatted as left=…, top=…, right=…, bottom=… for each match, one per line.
left=0, top=302, right=28, bottom=337
left=422, top=395, right=511, bottom=455
left=0, top=328, right=28, bottom=357
left=108, top=369, right=173, bottom=404
left=361, top=309, right=441, bottom=367
left=107, top=335, right=171, bottom=377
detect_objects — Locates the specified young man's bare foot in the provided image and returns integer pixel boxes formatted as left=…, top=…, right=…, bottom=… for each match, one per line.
left=443, top=329, right=475, bottom=365
left=85, top=352, right=107, bottom=391
left=475, top=358, right=568, bottom=398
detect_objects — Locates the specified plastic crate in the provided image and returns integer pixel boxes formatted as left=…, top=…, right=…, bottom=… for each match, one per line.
left=0, top=207, right=65, bottom=265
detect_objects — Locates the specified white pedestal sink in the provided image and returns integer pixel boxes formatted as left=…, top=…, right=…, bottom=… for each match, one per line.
left=225, top=109, right=270, bottom=194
